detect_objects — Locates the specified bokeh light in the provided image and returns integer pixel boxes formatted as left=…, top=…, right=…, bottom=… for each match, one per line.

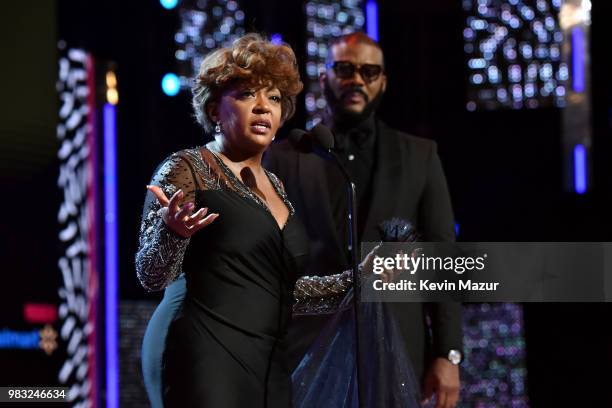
left=161, top=73, right=180, bottom=96
left=463, top=0, right=565, bottom=110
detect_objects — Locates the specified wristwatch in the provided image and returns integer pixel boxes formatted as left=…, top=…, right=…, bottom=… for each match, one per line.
left=446, top=349, right=463, bottom=365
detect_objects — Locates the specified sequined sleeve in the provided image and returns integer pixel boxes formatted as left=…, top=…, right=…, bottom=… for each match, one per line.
left=292, top=271, right=355, bottom=315
left=135, top=153, right=197, bottom=292
left=264, top=173, right=355, bottom=315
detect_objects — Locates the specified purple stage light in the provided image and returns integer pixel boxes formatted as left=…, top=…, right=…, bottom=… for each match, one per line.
left=365, top=0, right=378, bottom=41
left=573, top=144, right=587, bottom=194
left=104, top=102, right=119, bottom=408
left=571, top=26, right=585, bottom=93
left=271, top=33, right=282, bottom=45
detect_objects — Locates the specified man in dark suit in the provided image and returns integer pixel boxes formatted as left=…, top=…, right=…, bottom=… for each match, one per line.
left=265, top=32, right=463, bottom=408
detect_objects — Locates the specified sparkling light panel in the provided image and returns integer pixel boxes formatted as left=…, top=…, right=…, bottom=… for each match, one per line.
left=463, top=0, right=565, bottom=110
left=304, top=0, right=365, bottom=129
left=56, top=45, right=99, bottom=407
left=459, top=303, right=528, bottom=407
left=174, top=0, right=246, bottom=91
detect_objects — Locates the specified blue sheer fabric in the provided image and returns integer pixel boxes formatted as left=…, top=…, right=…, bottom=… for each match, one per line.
left=292, top=289, right=421, bottom=408
left=142, top=282, right=422, bottom=408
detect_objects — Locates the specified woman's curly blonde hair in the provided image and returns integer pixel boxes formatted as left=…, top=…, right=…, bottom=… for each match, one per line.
left=192, top=33, right=304, bottom=133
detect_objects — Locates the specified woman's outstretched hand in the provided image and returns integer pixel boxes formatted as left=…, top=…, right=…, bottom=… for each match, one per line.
left=147, top=185, right=219, bottom=238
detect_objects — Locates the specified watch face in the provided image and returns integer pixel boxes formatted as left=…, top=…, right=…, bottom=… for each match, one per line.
left=448, top=349, right=462, bottom=365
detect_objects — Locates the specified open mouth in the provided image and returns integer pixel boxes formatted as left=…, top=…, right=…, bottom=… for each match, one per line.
left=250, top=119, right=271, bottom=133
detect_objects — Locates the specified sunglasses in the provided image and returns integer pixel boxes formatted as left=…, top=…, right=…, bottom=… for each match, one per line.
left=329, top=61, right=384, bottom=83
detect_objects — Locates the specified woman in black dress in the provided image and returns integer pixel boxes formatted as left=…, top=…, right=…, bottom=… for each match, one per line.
left=136, top=34, right=354, bottom=407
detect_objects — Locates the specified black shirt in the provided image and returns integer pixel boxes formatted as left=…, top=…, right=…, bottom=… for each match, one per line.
left=327, top=114, right=377, bottom=244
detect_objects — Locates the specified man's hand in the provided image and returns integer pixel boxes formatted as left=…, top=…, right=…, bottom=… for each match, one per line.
left=359, top=244, right=398, bottom=283
left=147, top=185, right=219, bottom=238
left=360, top=246, right=421, bottom=283
left=421, top=357, right=460, bottom=408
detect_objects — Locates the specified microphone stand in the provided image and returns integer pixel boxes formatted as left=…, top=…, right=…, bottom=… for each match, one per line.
left=312, top=146, right=366, bottom=408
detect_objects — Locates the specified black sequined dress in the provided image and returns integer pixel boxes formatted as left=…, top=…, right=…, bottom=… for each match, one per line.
left=136, top=147, right=351, bottom=407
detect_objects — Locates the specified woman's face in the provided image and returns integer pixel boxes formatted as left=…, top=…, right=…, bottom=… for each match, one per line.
left=213, top=85, right=283, bottom=153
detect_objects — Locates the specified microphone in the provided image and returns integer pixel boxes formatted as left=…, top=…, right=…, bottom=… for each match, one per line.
left=288, top=124, right=335, bottom=153
left=288, top=123, right=366, bottom=408
left=289, top=124, right=365, bottom=407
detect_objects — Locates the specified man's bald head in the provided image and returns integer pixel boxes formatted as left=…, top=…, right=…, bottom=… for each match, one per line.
left=326, top=32, right=385, bottom=68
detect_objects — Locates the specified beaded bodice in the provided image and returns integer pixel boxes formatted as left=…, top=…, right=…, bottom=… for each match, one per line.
left=135, top=147, right=352, bottom=314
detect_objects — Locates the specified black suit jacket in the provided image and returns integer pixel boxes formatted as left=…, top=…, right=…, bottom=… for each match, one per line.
left=265, top=119, right=463, bottom=381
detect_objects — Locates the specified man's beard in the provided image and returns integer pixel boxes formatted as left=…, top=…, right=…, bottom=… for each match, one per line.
left=323, top=78, right=384, bottom=130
